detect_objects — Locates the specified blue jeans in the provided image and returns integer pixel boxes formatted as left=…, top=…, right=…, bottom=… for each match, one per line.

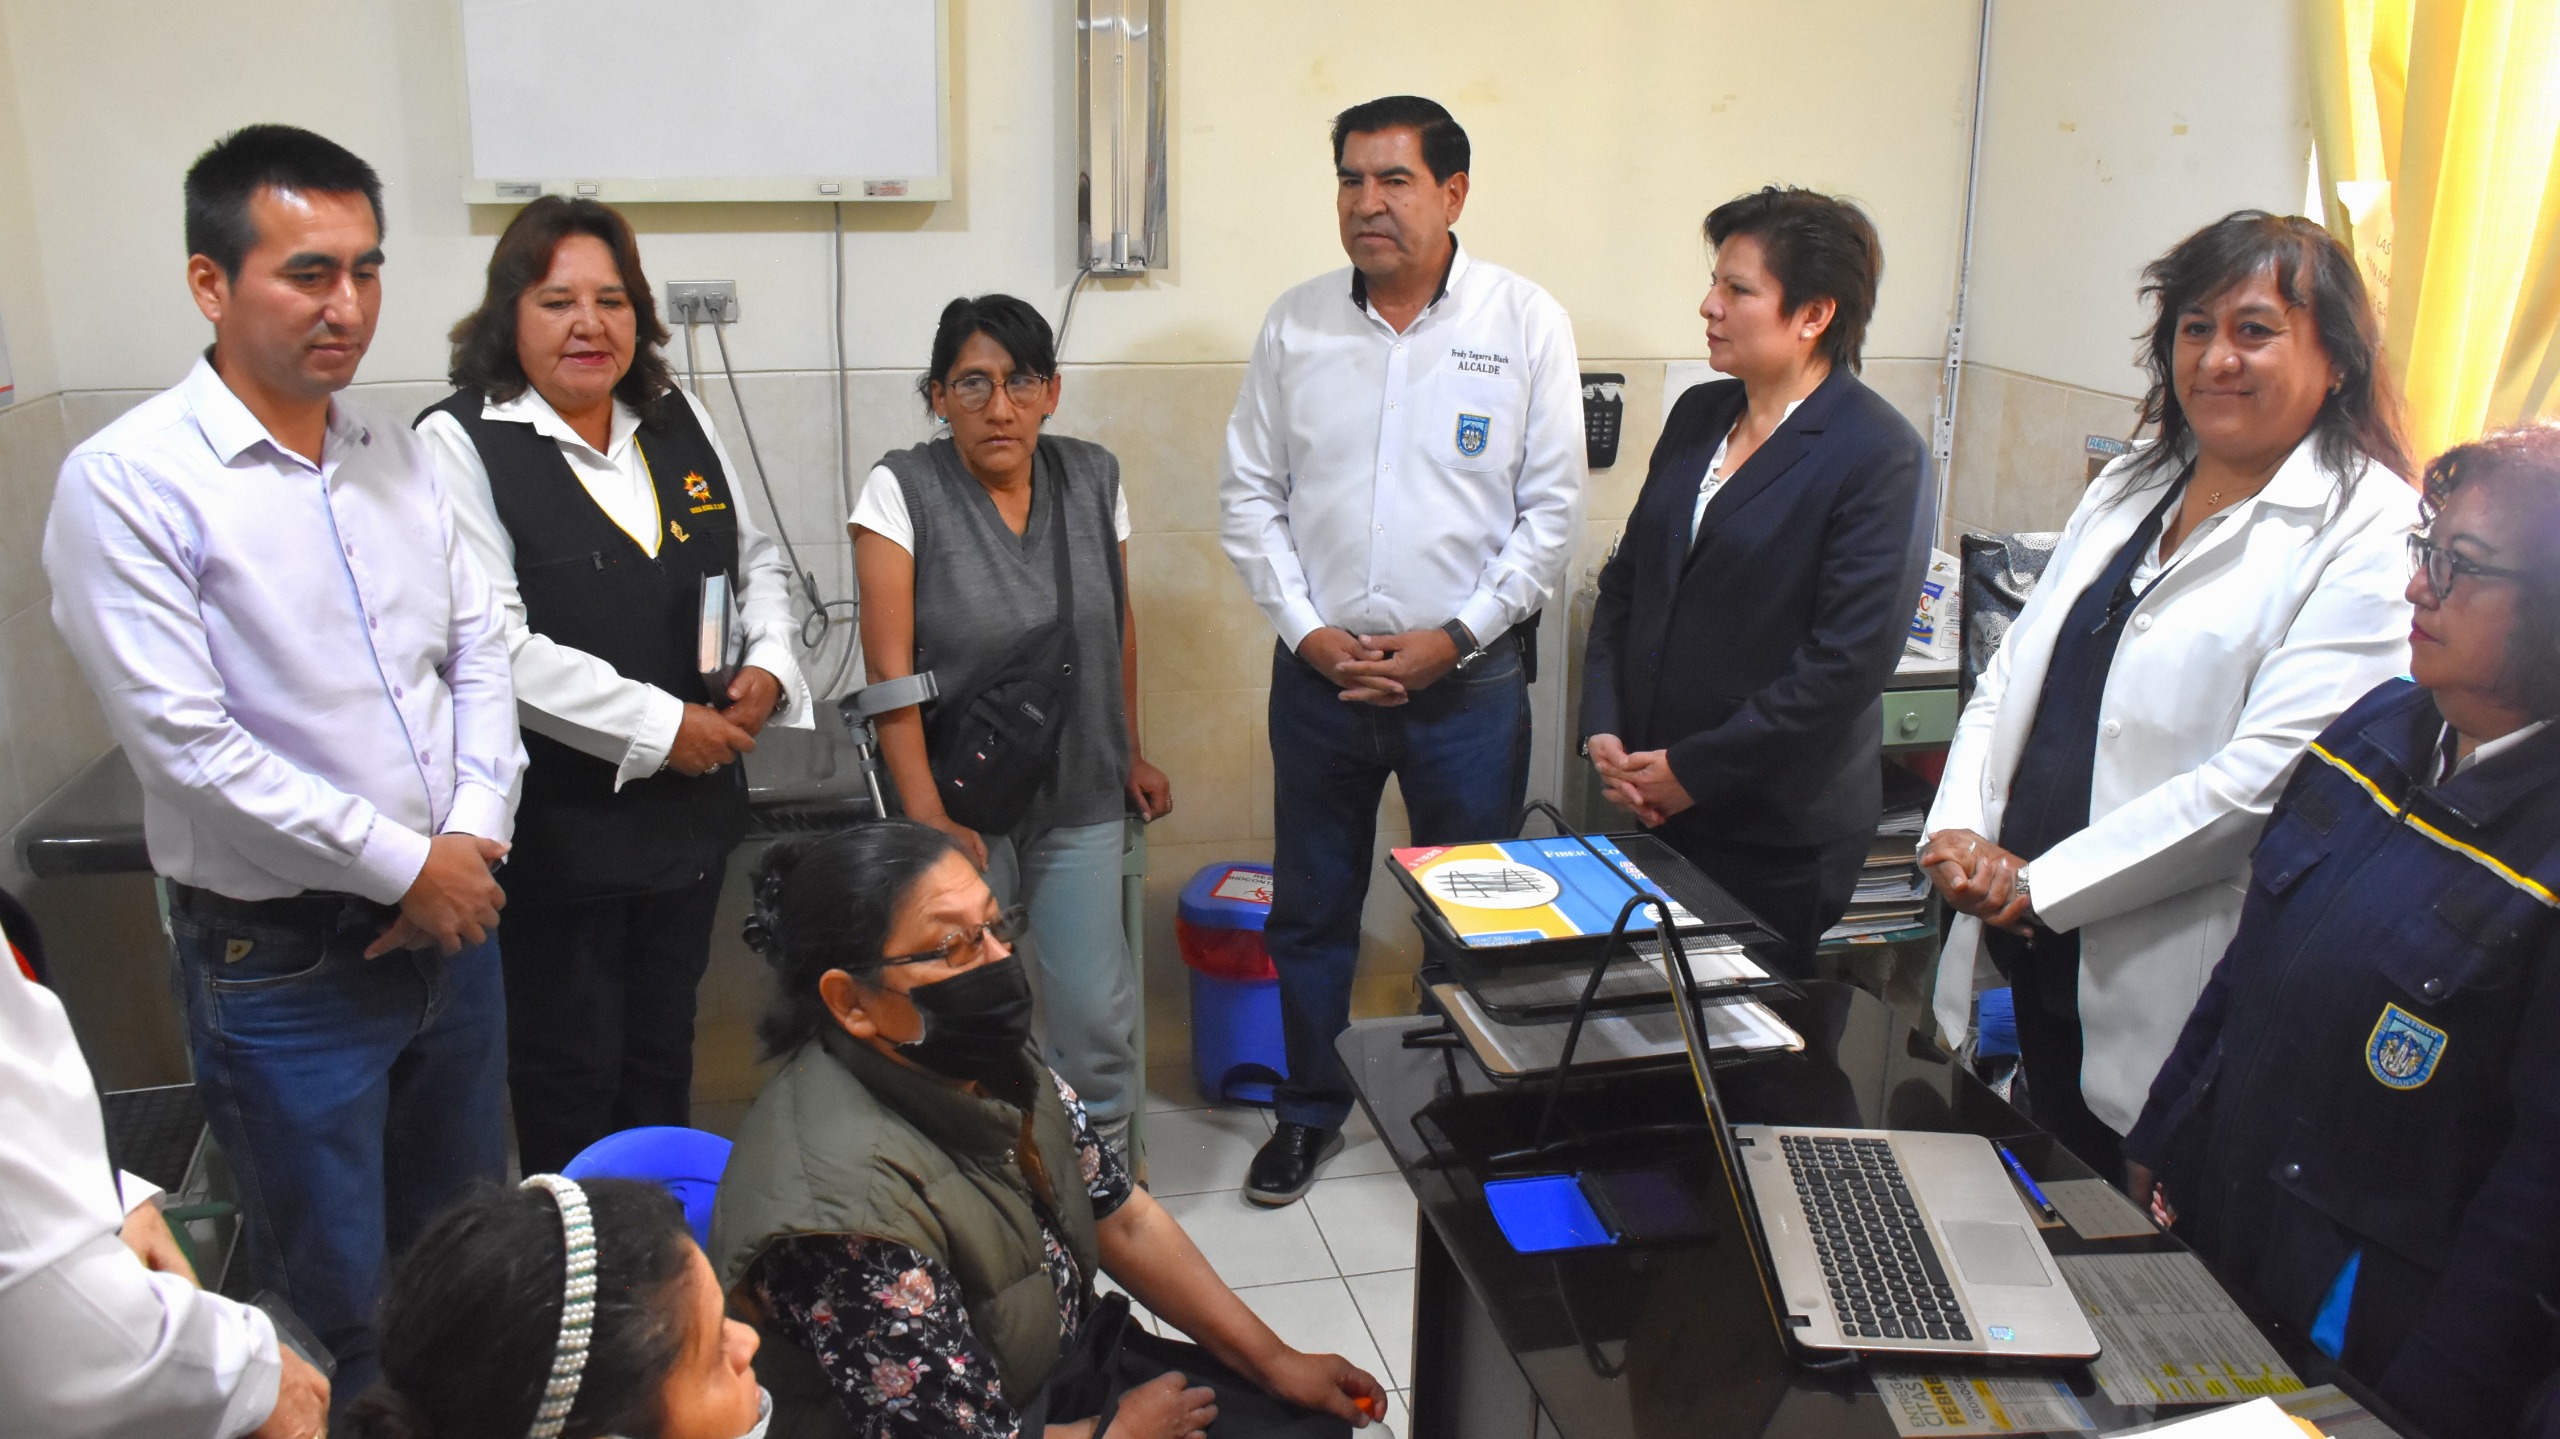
left=987, top=819, right=1140, bottom=1126
left=171, top=894, right=509, bottom=1408
left=1266, top=641, right=1530, bottom=1131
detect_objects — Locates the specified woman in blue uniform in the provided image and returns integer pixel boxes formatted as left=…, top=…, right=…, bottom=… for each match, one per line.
left=2124, top=424, right=2560, bottom=1438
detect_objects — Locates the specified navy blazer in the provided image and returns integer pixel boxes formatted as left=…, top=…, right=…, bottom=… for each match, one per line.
left=1579, top=366, right=1929, bottom=848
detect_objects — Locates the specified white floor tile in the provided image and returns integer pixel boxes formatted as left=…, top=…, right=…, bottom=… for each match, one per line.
left=1303, top=1172, right=1419, bottom=1277
left=1375, top=1389, right=1410, bottom=1439
left=1141, top=1105, right=1275, bottom=1198
left=1228, top=1277, right=1389, bottom=1385
left=1155, top=1189, right=1340, bottom=1289
left=1344, top=1268, right=1416, bottom=1390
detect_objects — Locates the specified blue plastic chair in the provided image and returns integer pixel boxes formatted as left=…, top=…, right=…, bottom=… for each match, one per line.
left=561, top=1126, right=733, bottom=1249
left=1976, top=987, right=2020, bottom=1059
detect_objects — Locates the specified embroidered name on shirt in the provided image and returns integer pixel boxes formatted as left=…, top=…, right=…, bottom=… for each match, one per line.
left=1450, top=347, right=1511, bottom=375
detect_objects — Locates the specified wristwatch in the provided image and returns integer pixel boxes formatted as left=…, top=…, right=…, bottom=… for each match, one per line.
left=2013, top=864, right=2035, bottom=919
left=1442, top=619, right=1489, bottom=671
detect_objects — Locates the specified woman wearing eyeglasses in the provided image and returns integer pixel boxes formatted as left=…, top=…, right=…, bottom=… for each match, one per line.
left=1920, top=213, right=2418, bottom=1179
left=2123, top=426, right=2560, bottom=1439
left=852, top=294, right=1169, bottom=1163
left=713, top=823, right=1383, bottom=1439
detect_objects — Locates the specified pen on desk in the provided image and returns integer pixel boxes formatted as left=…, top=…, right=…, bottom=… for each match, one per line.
left=1994, top=1142, right=2064, bottom=1223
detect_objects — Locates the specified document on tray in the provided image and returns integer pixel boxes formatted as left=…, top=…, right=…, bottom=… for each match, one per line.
left=1429, top=983, right=1802, bottom=1077
left=2056, top=1253, right=2305, bottom=1408
left=1870, top=1367, right=2095, bottom=1436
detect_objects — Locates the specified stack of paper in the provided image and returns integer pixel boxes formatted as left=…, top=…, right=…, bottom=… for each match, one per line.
left=1824, top=765, right=1936, bottom=944
left=1429, top=982, right=1804, bottom=1078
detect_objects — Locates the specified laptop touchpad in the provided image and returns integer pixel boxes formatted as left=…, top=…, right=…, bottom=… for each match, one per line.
left=1943, top=1221, right=2050, bottom=1288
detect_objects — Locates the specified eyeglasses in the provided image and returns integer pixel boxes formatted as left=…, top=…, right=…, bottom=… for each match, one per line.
left=877, top=904, right=1028, bottom=968
left=2408, top=531, right=2527, bottom=600
left=939, top=372, right=1052, bottom=412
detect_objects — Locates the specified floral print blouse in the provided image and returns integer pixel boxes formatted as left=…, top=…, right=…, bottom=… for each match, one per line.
left=750, top=1075, right=1134, bottom=1438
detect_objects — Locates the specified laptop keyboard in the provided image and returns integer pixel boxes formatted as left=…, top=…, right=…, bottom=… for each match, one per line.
left=1781, top=1134, right=1972, bottom=1343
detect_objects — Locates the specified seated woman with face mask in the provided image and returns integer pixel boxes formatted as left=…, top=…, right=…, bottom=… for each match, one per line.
left=711, top=822, right=1385, bottom=1439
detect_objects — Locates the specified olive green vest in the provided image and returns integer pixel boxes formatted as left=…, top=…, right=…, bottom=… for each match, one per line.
left=710, top=1030, right=1100, bottom=1438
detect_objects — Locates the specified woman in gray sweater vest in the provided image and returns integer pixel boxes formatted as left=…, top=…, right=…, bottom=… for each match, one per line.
left=852, top=296, right=1171, bottom=1157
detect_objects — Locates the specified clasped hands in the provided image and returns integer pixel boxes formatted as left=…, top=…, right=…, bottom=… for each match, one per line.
left=669, top=664, right=785, bottom=776
left=1917, top=827, right=2037, bottom=936
left=1298, top=626, right=1459, bottom=706
left=1584, top=734, right=1696, bottom=826
left=362, top=670, right=787, bottom=960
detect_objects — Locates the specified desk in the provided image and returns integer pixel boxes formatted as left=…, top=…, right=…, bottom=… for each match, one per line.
left=1340, top=983, right=2409, bottom=1439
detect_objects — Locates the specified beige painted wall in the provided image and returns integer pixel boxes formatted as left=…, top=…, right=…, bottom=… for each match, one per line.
left=1941, top=0, right=2315, bottom=538
left=3, top=0, right=1985, bottom=390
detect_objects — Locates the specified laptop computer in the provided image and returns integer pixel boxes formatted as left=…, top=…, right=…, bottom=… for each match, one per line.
left=1656, top=930, right=2100, bottom=1362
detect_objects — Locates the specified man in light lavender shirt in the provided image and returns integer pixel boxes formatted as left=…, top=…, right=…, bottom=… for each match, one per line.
left=42, top=125, right=524, bottom=1411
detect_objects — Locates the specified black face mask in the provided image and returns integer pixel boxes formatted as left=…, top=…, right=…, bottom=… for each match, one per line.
left=897, top=955, right=1036, bottom=1082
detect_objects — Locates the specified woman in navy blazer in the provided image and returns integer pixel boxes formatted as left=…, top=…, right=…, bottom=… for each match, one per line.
left=1581, top=188, right=1930, bottom=974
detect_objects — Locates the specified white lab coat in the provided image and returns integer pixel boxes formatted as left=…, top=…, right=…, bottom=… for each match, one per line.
left=1928, top=434, right=2417, bottom=1135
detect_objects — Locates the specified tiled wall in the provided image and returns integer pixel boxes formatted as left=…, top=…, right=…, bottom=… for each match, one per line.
left=7, top=357, right=2124, bottom=1068
left=1943, top=364, right=2146, bottom=540
left=0, top=393, right=110, bottom=890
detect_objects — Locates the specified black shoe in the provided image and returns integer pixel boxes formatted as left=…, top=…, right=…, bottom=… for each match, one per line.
left=1244, top=1122, right=1343, bottom=1207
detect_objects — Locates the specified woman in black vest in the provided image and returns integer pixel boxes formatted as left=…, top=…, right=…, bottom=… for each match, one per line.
left=421, top=197, right=814, bottom=1174
left=716, top=822, right=1381, bottom=1439
left=851, top=295, right=1171, bottom=1161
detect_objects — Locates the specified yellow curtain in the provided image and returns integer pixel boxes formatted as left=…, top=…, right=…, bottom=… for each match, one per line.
left=2305, top=0, right=2560, bottom=463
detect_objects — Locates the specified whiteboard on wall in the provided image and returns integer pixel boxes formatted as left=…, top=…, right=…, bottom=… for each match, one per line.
left=459, top=0, right=949, bottom=203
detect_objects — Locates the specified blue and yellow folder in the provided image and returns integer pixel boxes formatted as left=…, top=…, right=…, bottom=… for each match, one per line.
left=1390, top=836, right=1697, bottom=948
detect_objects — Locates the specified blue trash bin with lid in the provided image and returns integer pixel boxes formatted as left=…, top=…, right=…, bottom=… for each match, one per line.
left=1178, top=862, right=1288, bottom=1106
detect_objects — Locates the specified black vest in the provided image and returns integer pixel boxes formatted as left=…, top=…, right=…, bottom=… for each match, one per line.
left=422, top=389, right=750, bottom=903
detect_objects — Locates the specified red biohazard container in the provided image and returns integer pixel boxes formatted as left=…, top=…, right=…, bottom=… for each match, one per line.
left=1176, top=863, right=1285, bottom=1104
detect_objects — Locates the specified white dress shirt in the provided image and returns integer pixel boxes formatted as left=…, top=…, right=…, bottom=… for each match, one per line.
left=44, top=358, right=524, bottom=905
left=2439, top=718, right=2550, bottom=783
left=1690, top=398, right=1804, bottom=542
left=1, top=933, right=281, bottom=1439
left=420, top=387, right=813, bottom=788
left=1221, top=241, right=1587, bottom=651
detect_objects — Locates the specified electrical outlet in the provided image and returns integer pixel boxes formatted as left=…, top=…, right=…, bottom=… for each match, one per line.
left=667, top=281, right=740, bottom=324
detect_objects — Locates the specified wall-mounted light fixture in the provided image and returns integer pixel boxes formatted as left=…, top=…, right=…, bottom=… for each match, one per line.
left=1077, top=0, right=1166, bottom=275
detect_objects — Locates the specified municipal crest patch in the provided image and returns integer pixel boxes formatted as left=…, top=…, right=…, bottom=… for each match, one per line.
left=1455, top=412, right=1491, bottom=458
left=683, top=471, right=712, bottom=503
left=2366, top=1003, right=2447, bottom=1090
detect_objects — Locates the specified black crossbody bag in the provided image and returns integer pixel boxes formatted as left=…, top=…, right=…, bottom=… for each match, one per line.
left=924, top=451, right=1117, bottom=835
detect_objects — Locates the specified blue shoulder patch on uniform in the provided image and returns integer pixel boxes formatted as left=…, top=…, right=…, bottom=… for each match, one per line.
left=1455, top=412, right=1490, bottom=457
left=2367, top=1003, right=2448, bottom=1090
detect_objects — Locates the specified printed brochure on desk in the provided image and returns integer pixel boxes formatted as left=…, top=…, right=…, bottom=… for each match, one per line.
left=1392, top=836, right=1698, bottom=947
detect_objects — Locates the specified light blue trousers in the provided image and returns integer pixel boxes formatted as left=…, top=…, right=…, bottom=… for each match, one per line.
left=985, top=818, right=1138, bottom=1124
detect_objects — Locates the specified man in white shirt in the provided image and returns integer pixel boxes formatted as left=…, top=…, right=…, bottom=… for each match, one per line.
left=0, top=927, right=330, bottom=1439
left=1221, top=96, right=1585, bottom=1203
left=43, top=125, right=523, bottom=1409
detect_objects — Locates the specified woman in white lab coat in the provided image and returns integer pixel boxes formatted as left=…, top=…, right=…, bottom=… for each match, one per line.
left=1922, top=212, right=2417, bottom=1177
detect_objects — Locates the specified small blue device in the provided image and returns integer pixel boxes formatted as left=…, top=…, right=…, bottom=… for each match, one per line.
left=1484, top=1174, right=1618, bottom=1253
